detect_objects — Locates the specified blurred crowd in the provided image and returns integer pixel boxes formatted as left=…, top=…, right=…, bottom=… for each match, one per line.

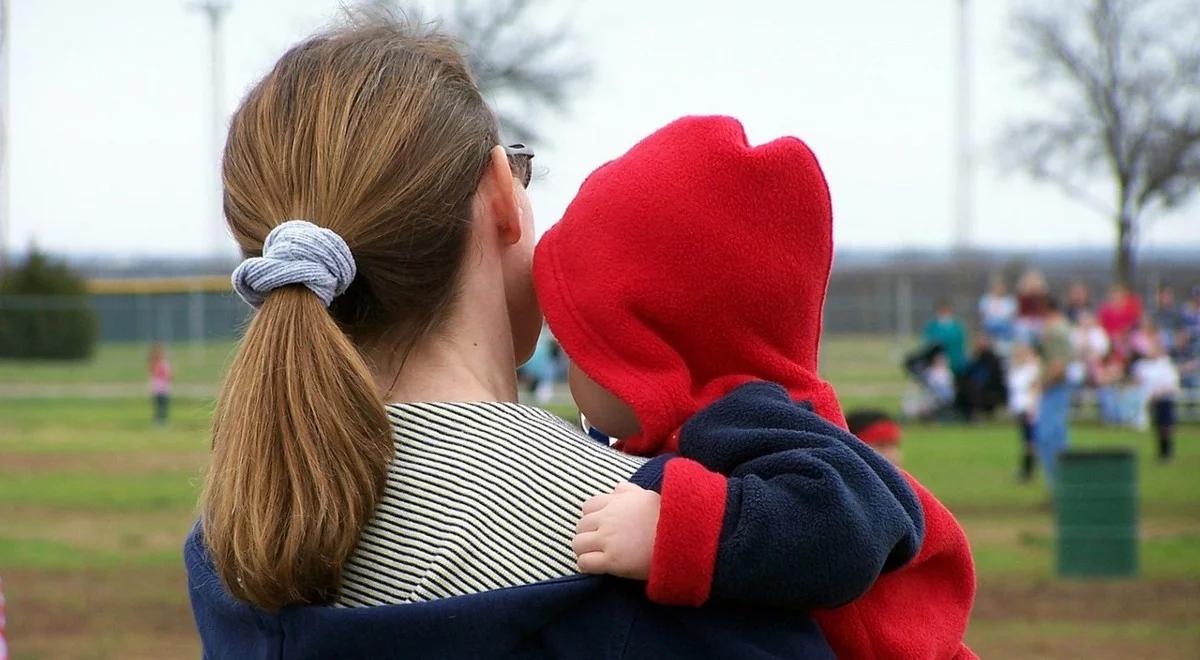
left=906, top=269, right=1197, bottom=474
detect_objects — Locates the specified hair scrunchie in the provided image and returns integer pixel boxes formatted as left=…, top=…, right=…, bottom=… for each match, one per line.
left=231, top=220, right=356, bottom=308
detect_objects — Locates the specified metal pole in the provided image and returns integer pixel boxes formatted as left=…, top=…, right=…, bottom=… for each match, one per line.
left=189, top=286, right=205, bottom=360
left=953, top=0, right=973, bottom=251
left=0, top=0, right=10, bottom=273
left=191, top=1, right=231, bottom=259
left=897, top=274, right=914, bottom=343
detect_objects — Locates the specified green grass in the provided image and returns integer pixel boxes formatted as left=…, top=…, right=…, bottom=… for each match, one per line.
left=0, top=340, right=236, bottom=385
left=0, top=470, right=202, bottom=512
left=2, top=337, right=1198, bottom=658
left=2, top=391, right=1196, bottom=578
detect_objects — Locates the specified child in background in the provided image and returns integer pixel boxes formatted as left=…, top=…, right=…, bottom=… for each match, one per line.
left=979, top=277, right=1016, bottom=352
left=147, top=343, right=172, bottom=426
left=1134, top=336, right=1181, bottom=462
left=1007, top=343, right=1041, bottom=482
left=536, top=116, right=975, bottom=659
left=927, top=353, right=956, bottom=408
left=846, top=409, right=903, bottom=465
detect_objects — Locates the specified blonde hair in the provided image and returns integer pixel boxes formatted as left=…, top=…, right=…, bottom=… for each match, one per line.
left=203, top=18, right=508, bottom=610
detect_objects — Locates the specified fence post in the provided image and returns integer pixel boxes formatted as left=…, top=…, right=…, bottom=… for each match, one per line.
left=138, top=290, right=153, bottom=342
left=896, top=274, right=913, bottom=344
left=156, top=302, right=172, bottom=344
left=189, top=287, right=205, bottom=360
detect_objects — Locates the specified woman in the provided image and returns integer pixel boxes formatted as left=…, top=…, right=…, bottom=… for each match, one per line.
left=186, top=18, right=833, bottom=658
left=1014, top=268, right=1050, bottom=344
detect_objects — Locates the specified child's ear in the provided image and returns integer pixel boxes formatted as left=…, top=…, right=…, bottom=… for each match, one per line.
left=476, top=146, right=523, bottom=245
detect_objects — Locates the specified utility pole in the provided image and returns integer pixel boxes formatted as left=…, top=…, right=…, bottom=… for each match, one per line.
left=953, top=0, right=973, bottom=252
left=0, top=0, right=10, bottom=273
left=190, top=1, right=232, bottom=260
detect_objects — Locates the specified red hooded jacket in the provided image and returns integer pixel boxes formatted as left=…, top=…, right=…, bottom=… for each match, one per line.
left=534, top=116, right=975, bottom=659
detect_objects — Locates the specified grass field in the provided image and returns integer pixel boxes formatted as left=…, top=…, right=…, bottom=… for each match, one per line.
left=1, top=337, right=1198, bottom=659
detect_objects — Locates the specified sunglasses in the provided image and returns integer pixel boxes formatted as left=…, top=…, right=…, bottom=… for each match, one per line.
left=504, top=143, right=534, bottom=188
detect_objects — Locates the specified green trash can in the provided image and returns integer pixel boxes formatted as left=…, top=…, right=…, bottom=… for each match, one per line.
left=1055, top=448, right=1138, bottom=577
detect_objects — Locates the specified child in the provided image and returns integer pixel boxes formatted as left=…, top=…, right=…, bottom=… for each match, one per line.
left=927, top=352, right=957, bottom=407
left=846, top=409, right=903, bottom=465
left=147, top=343, right=172, bottom=426
left=535, top=116, right=975, bottom=659
left=1007, top=343, right=1041, bottom=482
left=1134, top=336, right=1181, bottom=462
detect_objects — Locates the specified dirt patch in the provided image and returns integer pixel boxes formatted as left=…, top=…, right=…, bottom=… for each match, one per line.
left=0, top=450, right=208, bottom=474
left=3, top=567, right=200, bottom=659
left=971, top=629, right=1200, bottom=660
left=3, top=509, right=196, bottom=556
left=973, top=577, right=1200, bottom=623
left=964, top=517, right=1200, bottom=544
left=5, top=569, right=1198, bottom=659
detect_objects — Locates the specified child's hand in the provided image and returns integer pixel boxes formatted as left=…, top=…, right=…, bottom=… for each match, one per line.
left=572, top=482, right=660, bottom=580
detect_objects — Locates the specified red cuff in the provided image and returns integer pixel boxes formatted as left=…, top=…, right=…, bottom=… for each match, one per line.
left=646, top=457, right=727, bottom=607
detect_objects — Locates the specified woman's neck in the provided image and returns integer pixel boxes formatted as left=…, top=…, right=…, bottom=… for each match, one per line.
left=367, top=269, right=520, bottom=405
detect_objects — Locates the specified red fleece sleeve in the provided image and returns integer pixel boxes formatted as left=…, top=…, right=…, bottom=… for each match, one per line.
left=645, top=458, right=727, bottom=607
left=813, top=474, right=977, bottom=659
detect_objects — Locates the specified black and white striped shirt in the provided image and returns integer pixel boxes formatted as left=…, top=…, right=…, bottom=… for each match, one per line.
left=336, top=401, right=646, bottom=607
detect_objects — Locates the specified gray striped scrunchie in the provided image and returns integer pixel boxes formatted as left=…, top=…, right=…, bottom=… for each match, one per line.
left=231, top=220, right=357, bottom=309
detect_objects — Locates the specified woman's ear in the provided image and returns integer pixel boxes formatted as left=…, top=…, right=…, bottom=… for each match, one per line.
left=476, top=145, right=523, bottom=246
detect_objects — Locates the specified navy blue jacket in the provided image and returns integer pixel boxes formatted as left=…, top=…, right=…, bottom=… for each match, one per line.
left=185, top=525, right=832, bottom=659
left=185, top=382, right=920, bottom=659
left=646, top=381, right=923, bottom=608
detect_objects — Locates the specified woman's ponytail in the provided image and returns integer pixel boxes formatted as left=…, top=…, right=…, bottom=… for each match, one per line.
left=203, top=286, right=391, bottom=609
left=203, top=18, right=499, bottom=610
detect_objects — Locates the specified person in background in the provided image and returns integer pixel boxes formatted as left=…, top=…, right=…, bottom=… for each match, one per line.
left=1098, top=283, right=1143, bottom=359
left=147, top=343, right=171, bottom=427
left=1071, top=311, right=1111, bottom=370
left=1151, top=285, right=1183, bottom=347
left=1182, top=286, right=1200, bottom=346
left=846, top=409, right=903, bottom=466
left=978, top=277, right=1016, bottom=351
left=924, top=300, right=968, bottom=377
left=1071, top=311, right=1111, bottom=389
left=1093, top=350, right=1127, bottom=425
left=1065, top=281, right=1092, bottom=324
left=1129, top=317, right=1160, bottom=362
left=1171, top=328, right=1198, bottom=388
left=1014, top=269, right=1050, bottom=344
left=1170, top=329, right=1199, bottom=417
left=1035, top=300, right=1073, bottom=489
left=518, top=327, right=560, bottom=403
left=958, top=334, right=1007, bottom=421
left=1133, top=335, right=1181, bottom=463
left=1007, top=343, right=1041, bottom=483
left=926, top=353, right=957, bottom=409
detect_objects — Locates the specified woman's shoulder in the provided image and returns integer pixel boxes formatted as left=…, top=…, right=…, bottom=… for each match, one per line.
left=382, top=400, right=646, bottom=474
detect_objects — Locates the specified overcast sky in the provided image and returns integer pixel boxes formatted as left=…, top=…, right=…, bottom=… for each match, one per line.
left=8, top=0, right=1199, bottom=258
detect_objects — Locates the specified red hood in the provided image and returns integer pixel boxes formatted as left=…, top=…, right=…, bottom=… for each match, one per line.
left=534, top=115, right=843, bottom=455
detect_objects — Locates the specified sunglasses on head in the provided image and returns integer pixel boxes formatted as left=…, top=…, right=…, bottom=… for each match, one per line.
left=504, top=143, right=534, bottom=188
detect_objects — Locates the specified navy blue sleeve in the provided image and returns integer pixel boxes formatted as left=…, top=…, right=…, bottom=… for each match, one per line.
left=675, top=381, right=924, bottom=610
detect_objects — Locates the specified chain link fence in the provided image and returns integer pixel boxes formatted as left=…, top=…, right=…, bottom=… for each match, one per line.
left=0, top=261, right=1195, bottom=345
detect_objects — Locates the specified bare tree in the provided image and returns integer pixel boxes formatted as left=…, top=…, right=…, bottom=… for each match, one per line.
left=365, top=0, right=590, bottom=144
left=1004, top=0, right=1200, bottom=286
